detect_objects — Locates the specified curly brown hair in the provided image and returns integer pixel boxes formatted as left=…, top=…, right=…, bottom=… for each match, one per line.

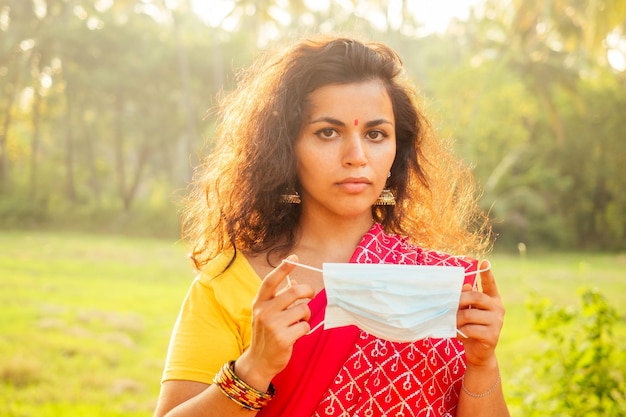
left=182, top=34, right=491, bottom=270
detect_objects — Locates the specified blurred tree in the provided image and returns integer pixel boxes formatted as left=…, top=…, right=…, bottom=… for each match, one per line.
left=429, top=0, right=626, bottom=250
left=0, top=0, right=40, bottom=189
left=501, top=0, right=624, bottom=144
left=0, top=0, right=623, bottom=247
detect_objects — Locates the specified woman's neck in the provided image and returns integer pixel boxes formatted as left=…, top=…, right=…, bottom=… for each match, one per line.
left=294, top=211, right=374, bottom=265
left=244, top=211, right=375, bottom=294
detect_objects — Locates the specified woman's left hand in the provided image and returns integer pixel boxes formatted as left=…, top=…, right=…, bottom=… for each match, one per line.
left=456, top=260, right=506, bottom=367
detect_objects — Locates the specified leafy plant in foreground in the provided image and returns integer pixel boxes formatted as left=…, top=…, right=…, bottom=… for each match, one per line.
left=512, top=288, right=626, bottom=416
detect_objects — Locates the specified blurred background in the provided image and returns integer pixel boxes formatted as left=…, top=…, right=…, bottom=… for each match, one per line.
left=1, top=1, right=625, bottom=416
left=0, top=0, right=624, bottom=251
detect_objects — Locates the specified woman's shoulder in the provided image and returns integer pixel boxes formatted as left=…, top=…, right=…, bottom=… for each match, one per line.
left=196, top=251, right=261, bottom=290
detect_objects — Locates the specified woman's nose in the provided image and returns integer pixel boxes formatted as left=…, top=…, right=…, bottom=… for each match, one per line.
left=342, top=134, right=367, bottom=167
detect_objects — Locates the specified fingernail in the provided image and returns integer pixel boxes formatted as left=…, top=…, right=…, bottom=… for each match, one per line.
left=478, top=260, right=491, bottom=273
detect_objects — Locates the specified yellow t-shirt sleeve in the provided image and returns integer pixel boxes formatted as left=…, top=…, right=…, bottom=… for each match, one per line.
left=161, top=253, right=260, bottom=384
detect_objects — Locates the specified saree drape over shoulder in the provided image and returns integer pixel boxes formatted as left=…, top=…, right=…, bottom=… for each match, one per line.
left=259, top=224, right=479, bottom=417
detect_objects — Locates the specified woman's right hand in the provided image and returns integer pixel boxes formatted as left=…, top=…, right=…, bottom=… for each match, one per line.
left=234, top=254, right=315, bottom=391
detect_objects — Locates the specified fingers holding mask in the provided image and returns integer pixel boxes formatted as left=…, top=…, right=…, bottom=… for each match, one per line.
left=459, top=260, right=502, bottom=310
left=256, top=255, right=297, bottom=302
left=248, top=255, right=315, bottom=374
left=477, top=260, right=501, bottom=298
left=456, top=260, right=505, bottom=365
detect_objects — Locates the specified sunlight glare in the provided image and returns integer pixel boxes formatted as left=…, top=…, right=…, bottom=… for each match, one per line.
left=304, top=0, right=330, bottom=12
left=95, top=0, right=113, bottom=13
left=191, top=0, right=484, bottom=36
left=606, top=31, right=626, bottom=72
left=409, top=0, right=483, bottom=34
left=40, top=71, right=52, bottom=90
left=191, top=0, right=234, bottom=28
left=0, top=8, right=9, bottom=31
left=607, top=49, right=626, bottom=72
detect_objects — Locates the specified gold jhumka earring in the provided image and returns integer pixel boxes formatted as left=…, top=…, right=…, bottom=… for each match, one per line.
left=374, top=172, right=396, bottom=206
left=374, top=188, right=396, bottom=206
left=279, top=188, right=301, bottom=204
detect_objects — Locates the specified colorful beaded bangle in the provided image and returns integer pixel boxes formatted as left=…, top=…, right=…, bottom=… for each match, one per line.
left=213, top=360, right=275, bottom=411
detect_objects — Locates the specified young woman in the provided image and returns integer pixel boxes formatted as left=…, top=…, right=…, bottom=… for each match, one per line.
left=154, top=35, right=509, bottom=417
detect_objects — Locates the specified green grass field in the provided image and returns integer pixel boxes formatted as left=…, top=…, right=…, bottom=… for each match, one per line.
left=1, top=231, right=624, bottom=416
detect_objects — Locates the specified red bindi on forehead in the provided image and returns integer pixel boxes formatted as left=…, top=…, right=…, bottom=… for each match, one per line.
left=354, top=119, right=359, bottom=126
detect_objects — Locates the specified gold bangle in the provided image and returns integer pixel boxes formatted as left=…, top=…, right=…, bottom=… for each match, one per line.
left=461, top=371, right=500, bottom=398
left=213, top=361, right=275, bottom=411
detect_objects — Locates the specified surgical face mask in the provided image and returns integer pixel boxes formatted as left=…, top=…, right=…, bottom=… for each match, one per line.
left=285, top=260, right=481, bottom=343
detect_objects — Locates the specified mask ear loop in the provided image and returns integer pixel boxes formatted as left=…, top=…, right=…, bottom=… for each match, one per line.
left=283, top=259, right=325, bottom=335
left=465, top=260, right=491, bottom=290
left=283, top=259, right=323, bottom=273
left=475, top=260, right=491, bottom=273
left=307, top=321, right=326, bottom=335
left=457, top=259, right=492, bottom=339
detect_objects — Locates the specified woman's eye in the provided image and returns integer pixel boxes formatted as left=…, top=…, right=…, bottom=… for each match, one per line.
left=315, top=128, right=339, bottom=139
left=366, top=130, right=387, bottom=141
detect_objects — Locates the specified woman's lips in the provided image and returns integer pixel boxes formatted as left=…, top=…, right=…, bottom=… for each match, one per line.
left=337, top=178, right=371, bottom=193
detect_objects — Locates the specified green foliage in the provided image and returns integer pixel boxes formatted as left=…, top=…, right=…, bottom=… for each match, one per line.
left=511, top=288, right=626, bottom=416
left=0, top=0, right=624, bottom=250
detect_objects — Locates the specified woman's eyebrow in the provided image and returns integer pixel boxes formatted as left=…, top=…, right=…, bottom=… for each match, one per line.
left=365, top=118, right=393, bottom=128
left=309, top=116, right=345, bottom=126
left=309, top=117, right=393, bottom=127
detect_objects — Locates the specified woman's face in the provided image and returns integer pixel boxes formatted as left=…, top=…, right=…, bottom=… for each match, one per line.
left=295, top=80, right=396, bottom=220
